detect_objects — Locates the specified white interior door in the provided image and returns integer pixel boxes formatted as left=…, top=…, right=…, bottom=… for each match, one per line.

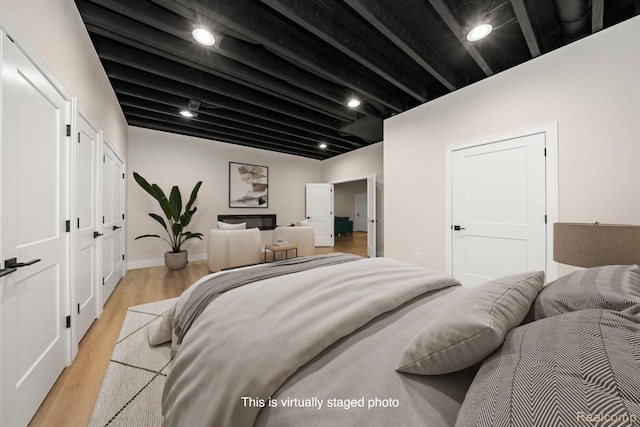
left=366, top=174, right=377, bottom=258
left=451, top=133, right=546, bottom=287
left=101, top=143, right=125, bottom=305
left=355, top=192, right=367, bottom=232
left=0, top=34, right=70, bottom=426
left=73, top=109, right=99, bottom=345
left=305, top=183, right=333, bottom=247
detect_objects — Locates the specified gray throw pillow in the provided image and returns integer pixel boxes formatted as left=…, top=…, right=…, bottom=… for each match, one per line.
left=456, top=309, right=640, bottom=427
left=531, top=264, right=640, bottom=320
left=397, top=271, right=544, bottom=375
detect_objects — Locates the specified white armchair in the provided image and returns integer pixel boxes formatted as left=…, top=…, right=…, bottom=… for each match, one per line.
left=272, top=225, right=315, bottom=259
left=207, top=228, right=262, bottom=272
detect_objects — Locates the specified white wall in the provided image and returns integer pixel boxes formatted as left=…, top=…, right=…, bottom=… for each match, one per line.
left=334, top=180, right=367, bottom=221
left=0, top=0, right=127, bottom=157
left=322, top=142, right=384, bottom=255
left=384, top=16, right=640, bottom=274
left=127, top=127, right=322, bottom=266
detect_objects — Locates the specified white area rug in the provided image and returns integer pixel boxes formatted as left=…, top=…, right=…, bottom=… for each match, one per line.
left=90, top=298, right=176, bottom=427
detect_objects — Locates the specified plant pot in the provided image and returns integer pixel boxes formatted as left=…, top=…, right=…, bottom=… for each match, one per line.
left=165, top=251, right=188, bottom=270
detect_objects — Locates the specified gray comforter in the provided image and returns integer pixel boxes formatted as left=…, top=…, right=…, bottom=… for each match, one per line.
left=157, top=256, right=468, bottom=427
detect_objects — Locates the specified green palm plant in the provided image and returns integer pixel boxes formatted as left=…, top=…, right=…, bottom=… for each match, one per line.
left=133, top=172, right=203, bottom=253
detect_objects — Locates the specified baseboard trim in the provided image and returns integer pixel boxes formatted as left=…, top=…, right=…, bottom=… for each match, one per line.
left=127, top=252, right=207, bottom=270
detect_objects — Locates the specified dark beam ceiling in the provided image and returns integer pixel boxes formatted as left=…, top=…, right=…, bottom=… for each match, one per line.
left=74, top=0, right=639, bottom=159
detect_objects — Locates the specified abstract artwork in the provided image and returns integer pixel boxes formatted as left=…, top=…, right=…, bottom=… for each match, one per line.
left=229, top=162, right=269, bottom=208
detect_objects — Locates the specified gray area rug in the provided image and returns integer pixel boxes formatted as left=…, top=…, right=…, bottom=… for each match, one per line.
left=90, top=298, right=176, bottom=426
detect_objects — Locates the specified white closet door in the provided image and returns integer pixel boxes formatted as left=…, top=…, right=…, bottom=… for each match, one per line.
left=0, top=34, right=70, bottom=427
left=101, top=143, right=124, bottom=304
left=73, top=109, right=99, bottom=345
left=451, top=133, right=547, bottom=287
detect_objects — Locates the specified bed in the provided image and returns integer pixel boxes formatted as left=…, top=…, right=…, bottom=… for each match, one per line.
left=148, top=254, right=640, bottom=427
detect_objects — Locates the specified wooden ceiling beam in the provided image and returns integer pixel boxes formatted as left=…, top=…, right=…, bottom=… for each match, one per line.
left=591, top=0, right=605, bottom=33
left=510, top=0, right=542, bottom=57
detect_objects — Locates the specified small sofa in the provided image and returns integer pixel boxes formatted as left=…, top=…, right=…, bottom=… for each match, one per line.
left=207, top=228, right=262, bottom=272
left=272, top=225, right=315, bottom=259
left=334, top=216, right=353, bottom=235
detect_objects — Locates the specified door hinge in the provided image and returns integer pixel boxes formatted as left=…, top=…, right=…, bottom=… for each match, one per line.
left=77, top=218, right=80, bottom=229
left=103, top=216, right=105, bottom=224
left=122, top=173, right=125, bottom=179
left=66, top=316, right=71, bottom=328
left=77, top=133, right=80, bottom=144
left=545, top=215, right=548, bottom=224
left=544, top=148, right=547, bottom=157
left=66, top=124, right=71, bottom=137
left=77, top=303, right=80, bottom=314
left=122, top=214, right=125, bottom=220
left=122, top=254, right=125, bottom=261
left=102, top=277, right=105, bottom=285
left=103, top=154, right=106, bottom=163
left=65, top=220, right=71, bottom=232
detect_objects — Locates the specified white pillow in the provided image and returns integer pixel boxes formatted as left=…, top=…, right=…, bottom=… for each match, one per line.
left=397, top=271, right=544, bottom=375
left=295, top=219, right=309, bottom=226
left=217, top=221, right=246, bottom=230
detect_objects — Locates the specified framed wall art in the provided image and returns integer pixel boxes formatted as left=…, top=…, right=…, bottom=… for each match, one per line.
left=229, top=162, right=269, bottom=208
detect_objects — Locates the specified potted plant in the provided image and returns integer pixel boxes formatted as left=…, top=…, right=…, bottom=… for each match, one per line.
left=133, top=172, right=203, bottom=270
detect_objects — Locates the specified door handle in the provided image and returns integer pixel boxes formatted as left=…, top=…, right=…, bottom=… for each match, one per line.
left=112, top=225, right=122, bottom=231
left=94, top=231, right=104, bottom=238
left=452, top=225, right=466, bottom=231
left=0, top=267, right=17, bottom=278
left=4, top=257, right=41, bottom=268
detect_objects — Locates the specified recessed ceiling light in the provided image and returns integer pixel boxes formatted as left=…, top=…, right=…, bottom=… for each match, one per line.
left=180, top=110, right=195, bottom=118
left=347, top=98, right=361, bottom=108
left=192, top=28, right=215, bottom=46
left=467, top=23, right=492, bottom=41
left=319, top=143, right=328, bottom=149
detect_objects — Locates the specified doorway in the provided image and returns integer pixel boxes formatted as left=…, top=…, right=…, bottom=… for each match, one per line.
left=334, top=181, right=367, bottom=255
left=445, top=123, right=558, bottom=286
left=305, top=173, right=377, bottom=257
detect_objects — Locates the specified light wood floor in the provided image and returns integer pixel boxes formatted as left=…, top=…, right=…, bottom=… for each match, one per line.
left=29, top=232, right=367, bottom=426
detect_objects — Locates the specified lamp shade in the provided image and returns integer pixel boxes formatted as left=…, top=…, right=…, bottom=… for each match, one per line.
left=554, top=223, right=640, bottom=267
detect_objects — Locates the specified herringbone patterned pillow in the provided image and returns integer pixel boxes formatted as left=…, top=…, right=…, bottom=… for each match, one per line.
left=531, top=265, right=640, bottom=320
left=457, top=309, right=640, bottom=427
